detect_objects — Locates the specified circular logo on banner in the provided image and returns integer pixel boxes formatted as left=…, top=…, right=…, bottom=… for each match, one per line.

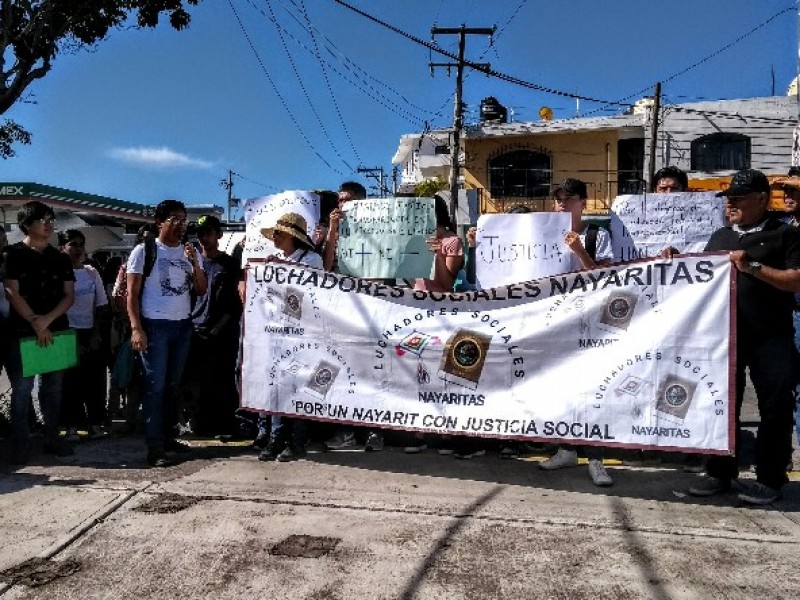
left=664, top=383, right=689, bottom=407
left=608, top=298, right=632, bottom=320
left=315, top=367, right=333, bottom=387
left=452, top=338, right=482, bottom=370
left=286, top=294, right=300, bottom=313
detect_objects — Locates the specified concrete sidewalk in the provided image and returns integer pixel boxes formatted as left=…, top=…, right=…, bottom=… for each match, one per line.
left=1, top=435, right=799, bottom=600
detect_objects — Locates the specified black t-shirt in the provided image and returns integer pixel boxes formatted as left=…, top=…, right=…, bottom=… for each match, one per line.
left=704, top=219, right=800, bottom=337
left=4, top=242, right=75, bottom=338
left=191, top=251, right=242, bottom=331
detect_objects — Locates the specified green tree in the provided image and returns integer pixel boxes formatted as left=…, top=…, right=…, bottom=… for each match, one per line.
left=1, top=0, right=200, bottom=158
left=415, top=177, right=448, bottom=198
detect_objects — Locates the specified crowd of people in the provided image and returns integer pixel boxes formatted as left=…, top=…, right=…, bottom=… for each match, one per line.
left=1, top=167, right=799, bottom=507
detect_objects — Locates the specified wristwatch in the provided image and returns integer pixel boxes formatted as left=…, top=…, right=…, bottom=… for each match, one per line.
left=747, top=261, right=763, bottom=274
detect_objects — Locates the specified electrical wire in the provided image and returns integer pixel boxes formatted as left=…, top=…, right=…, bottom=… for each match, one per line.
left=264, top=0, right=355, bottom=172
left=226, top=0, right=344, bottom=177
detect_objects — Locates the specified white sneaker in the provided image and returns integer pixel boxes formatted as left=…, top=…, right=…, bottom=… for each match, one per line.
left=588, top=459, right=613, bottom=487
left=64, top=428, right=80, bottom=443
left=539, top=447, right=578, bottom=470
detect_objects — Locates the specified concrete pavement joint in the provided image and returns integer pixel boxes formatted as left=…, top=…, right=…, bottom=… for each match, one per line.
left=142, top=489, right=800, bottom=546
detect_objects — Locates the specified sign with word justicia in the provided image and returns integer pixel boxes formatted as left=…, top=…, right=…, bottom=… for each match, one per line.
left=474, top=212, right=572, bottom=288
left=241, top=254, right=734, bottom=454
left=610, top=192, right=725, bottom=262
left=336, top=197, right=437, bottom=278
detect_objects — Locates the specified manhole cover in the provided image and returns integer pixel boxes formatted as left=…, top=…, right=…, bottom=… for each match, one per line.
left=134, top=493, right=198, bottom=514
left=0, top=557, right=81, bottom=588
left=270, top=535, right=341, bottom=558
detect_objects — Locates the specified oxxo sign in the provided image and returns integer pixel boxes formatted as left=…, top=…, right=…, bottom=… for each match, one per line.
left=0, top=185, right=25, bottom=196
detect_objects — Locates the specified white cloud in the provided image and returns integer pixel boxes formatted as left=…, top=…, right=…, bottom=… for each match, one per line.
left=109, top=146, right=214, bottom=170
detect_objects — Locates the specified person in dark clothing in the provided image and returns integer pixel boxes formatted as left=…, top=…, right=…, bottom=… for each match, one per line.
left=680, top=169, right=800, bottom=505
left=182, top=215, right=242, bottom=436
left=4, top=201, right=76, bottom=464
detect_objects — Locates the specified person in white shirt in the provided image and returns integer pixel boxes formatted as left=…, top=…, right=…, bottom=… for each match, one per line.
left=59, top=230, right=109, bottom=441
left=258, top=212, right=322, bottom=462
left=539, top=178, right=615, bottom=486
left=126, top=200, right=207, bottom=467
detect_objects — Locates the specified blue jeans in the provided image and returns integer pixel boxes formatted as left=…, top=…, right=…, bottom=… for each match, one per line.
left=139, top=318, right=193, bottom=450
left=270, top=416, right=308, bottom=452
left=4, top=336, right=64, bottom=446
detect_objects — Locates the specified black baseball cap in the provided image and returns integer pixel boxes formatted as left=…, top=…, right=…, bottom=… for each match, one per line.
left=716, top=169, right=770, bottom=197
left=553, top=178, right=587, bottom=199
left=196, top=214, right=223, bottom=233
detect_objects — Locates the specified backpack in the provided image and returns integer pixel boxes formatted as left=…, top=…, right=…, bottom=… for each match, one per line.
left=585, top=223, right=599, bottom=262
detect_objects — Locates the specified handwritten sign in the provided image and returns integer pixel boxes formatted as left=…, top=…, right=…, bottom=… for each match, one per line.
left=336, top=197, right=437, bottom=278
left=475, top=212, right=571, bottom=288
left=243, top=191, right=320, bottom=262
left=610, top=192, right=725, bottom=261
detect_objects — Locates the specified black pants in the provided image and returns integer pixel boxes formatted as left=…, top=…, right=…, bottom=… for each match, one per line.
left=706, top=334, right=795, bottom=490
left=62, top=328, right=108, bottom=428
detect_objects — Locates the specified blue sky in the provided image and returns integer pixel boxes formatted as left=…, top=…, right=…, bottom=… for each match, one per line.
left=3, top=0, right=798, bottom=217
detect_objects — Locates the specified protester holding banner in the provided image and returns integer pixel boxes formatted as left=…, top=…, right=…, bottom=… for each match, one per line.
left=323, top=181, right=367, bottom=272
left=4, top=201, right=76, bottom=464
left=414, top=195, right=465, bottom=293
left=681, top=169, right=800, bottom=505
left=538, top=179, right=615, bottom=487
left=258, top=212, right=323, bottom=462
left=59, top=229, right=109, bottom=442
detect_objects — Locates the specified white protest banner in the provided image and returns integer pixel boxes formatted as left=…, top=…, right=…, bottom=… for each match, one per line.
left=475, top=212, right=572, bottom=288
left=242, top=191, right=320, bottom=262
left=242, top=254, right=734, bottom=454
left=336, top=197, right=437, bottom=278
left=610, top=192, right=725, bottom=262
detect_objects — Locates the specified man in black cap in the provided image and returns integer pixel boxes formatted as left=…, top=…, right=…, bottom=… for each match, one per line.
left=685, top=168, right=800, bottom=504
left=183, top=214, right=242, bottom=437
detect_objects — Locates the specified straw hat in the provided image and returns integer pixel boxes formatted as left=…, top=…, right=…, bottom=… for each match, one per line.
left=261, top=213, right=314, bottom=248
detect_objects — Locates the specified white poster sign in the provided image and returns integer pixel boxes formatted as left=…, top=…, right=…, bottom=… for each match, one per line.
left=610, top=192, right=725, bottom=262
left=242, top=255, right=734, bottom=454
left=336, top=197, right=437, bottom=278
left=242, top=191, right=320, bottom=262
left=475, top=212, right=572, bottom=288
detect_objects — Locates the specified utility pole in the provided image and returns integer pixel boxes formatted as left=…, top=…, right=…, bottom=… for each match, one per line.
left=646, top=82, right=662, bottom=191
left=357, top=166, right=388, bottom=197
left=430, top=25, right=495, bottom=226
left=220, top=170, right=238, bottom=222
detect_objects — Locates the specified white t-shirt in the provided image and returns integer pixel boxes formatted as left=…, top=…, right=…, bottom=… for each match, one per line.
left=283, top=247, right=323, bottom=269
left=67, top=266, right=108, bottom=329
left=127, top=240, right=204, bottom=320
left=565, top=226, right=613, bottom=273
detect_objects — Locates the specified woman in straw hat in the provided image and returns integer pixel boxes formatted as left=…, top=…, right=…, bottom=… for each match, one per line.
left=258, top=212, right=322, bottom=462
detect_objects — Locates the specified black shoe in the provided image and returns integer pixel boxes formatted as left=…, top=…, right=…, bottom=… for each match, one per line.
left=252, top=431, right=270, bottom=449
left=277, top=446, right=307, bottom=462
left=147, top=449, right=172, bottom=467
left=258, top=445, right=280, bottom=462
left=164, top=439, right=191, bottom=454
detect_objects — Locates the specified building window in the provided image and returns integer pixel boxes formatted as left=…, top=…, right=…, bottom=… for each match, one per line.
left=488, top=150, right=551, bottom=198
left=690, top=133, right=751, bottom=171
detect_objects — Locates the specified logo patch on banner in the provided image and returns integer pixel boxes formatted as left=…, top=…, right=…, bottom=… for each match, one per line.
left=439, top=329, right=492, bottom=390
left=656, top=375, right=696, bottom=422
left=305, top=360, right=339, bottom=399
left=283, top=287, right=304, bottom=320
left=598, top=291, right=638, bottom=332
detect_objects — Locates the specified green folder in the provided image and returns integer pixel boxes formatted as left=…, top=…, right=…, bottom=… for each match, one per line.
left=20, top=330, right=79, bottom=377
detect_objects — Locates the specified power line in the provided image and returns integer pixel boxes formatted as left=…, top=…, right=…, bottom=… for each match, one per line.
left=226, top=0, right=344, bottom=176
left=263, top=0, right=355, bottom=172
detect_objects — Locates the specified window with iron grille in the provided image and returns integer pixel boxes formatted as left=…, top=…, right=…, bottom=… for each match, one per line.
left=488, top=150, right=551, bottom=198
left=690, top=133, right=751, bottom=171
